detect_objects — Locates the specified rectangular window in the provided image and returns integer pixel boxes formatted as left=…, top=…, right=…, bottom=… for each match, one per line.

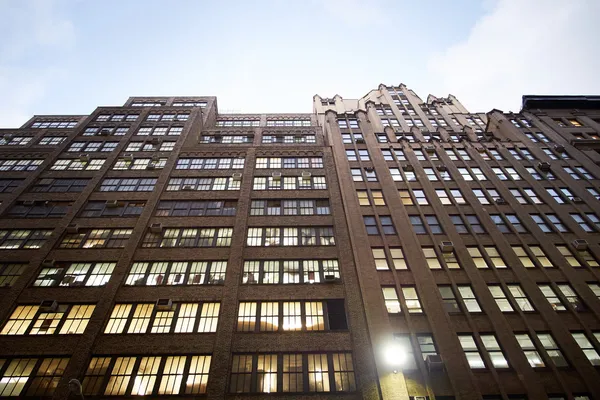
left=515, top=333, right=545, bottom=367
left=0, top=159, right=44, bottom=172
left=401, top=286, right=423, bottom=314
left=537, top=333, right=568, bottom=367
left=572, top=332, right=600, bottom=366
left=245, top=227, right=334, bottom=247
left=489, top=285, right=514, bottom=312
left=242, top=259, right=339, bottom=284
left=459, top=335, right=485, bottom=369
left=50, top=158, right=105, bottom=171
left=34, top=262, right=115, bottom=287
left=80, top=201, right=145, bottom=218
left=481, top=334, right=509, bottom=368
left=104, top=302, right=220, bottom=334
left=1, top=304, right=95, bottom=335
left=38, top=136, right=66, bottom=145
left=7, top=201, right=72, bottom=218
left=423, top=247, right=442, bottom=269
left=142, top=227, right=232, bottom=248
left=236, top=300, right=345, bottom=332
left=58, top=228, right=132, bottom=249
left=82, top=355, right=211, bottom=396
left=382, top=287, right=401, bottom=313
left=156, top=200, right=236, bottom=217
left=0, top=357, right=69, bottom=397
left=539, top=284, right=566, bottom=311
left=0, top=263, right=27, bottom=287
left=30, top=178, right=88, bottom=193
left=508, top=284, right=535, bottom=311
left=100, top=178, right=157, bottom=192
left=0, top=229, right=53, bottom=250
left=126, top=261, right=227, bottom=286
left=458, top=285, right=482, bottom=313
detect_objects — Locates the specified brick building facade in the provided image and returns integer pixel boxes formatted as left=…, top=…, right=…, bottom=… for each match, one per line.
left=0, top=85, right=599, bottom=400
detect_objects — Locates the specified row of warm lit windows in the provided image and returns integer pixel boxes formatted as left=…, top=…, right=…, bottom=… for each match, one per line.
left=350, top=164, right=594, bottom=183
left=370, top=243, right=598, bottom=272
left=246, top=227, right=335, bottom=246
left=8, top=258, right=340, bottom=288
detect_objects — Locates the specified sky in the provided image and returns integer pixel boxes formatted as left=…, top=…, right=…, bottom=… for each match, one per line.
left=0, top=0, right=599, bottom=127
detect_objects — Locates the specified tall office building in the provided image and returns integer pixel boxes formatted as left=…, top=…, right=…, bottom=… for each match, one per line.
left=0, top=85, right=599, bottom=400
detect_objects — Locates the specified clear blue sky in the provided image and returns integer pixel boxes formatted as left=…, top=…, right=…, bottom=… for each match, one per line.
left=0, top=0, right=598, bottom=127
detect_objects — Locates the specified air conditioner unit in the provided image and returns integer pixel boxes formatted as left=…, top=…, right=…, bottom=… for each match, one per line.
left=495, top=197, right=507, bottom=205
left=538, top=162, right=551, bottom=171
left=41, top=259, right=56, bottom=267
left=146, top=162, right=157, bottom=170
left=149, top=137, right=161, bottom=145
left=439, top=241, right=454, bottom=253
left=182, top=185, right=194, bottom=191
left=99, top=128, right=111, bottom=136
left=553, top=144, right=565, bottom=153
left=79, top=154, right=90, bottom=162
left=155, top=298, right=173, bottom=311
left=355, top=138, right=365, bottom=143
left=271, top=172, right=282, bottom=180
left=571, top=197, right=584, bottom=203
left=324, top=274, right=339, bottom=283
left=403, top=165, right=414, bottom=171
left=436, top=165, right=447, bottom=171
left=572, top=239, right=588, bottom=250
left=3, top=134, right=13, bottom=141
left=66, top=224, right=79, bottom=233
left=22, top=200, right=36, bottom=206
left=365, top=167, right=374, bottom=172
left=476, top=147, right=486, bottom=153
left=122, top=154, right=133, bottom=162
left=425, top=354, right=444, bottom=371
left=39, top=300, right=58, bottom=312
left=301, top=171, right=312, bottom=179
left=105, top=200, right=119, bottom=208
left=232, top=172, right=242, bottom=181
left=425, top=145, right=435, bottom=153
left=150, top=223, right=163, bottom=233
left=396, top=136, right=404, bottom=143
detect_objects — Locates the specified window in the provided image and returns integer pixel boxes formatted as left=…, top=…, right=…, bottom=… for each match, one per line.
left=587, top=187, right=600, bottom=200
left=32, top=119, right=78, bottom=128
left=0, top=229, right=53, bottom=249
left=0, top=136, right=32, bottom=146
left=252, top=175, right=327, bottom=190
left=113, top=157, right=167, bottom=170
left=557, top=284, right=584, bottom=311
left=266, top=119, right=311, bottom=127
left=401, top=286, right=423, bottom=313
left=242, top=259, right=340, bottom=284
left=372, top=249, right=389, bottom=270
left=124, top=140, right=176, bottom=152
left=58, top=228, right=132, bottom=249
left=536, top=333, right=568, bottom=367
left=439, top=286, right=460, bottom=313
left=450, top=215, right=467, bottom=233
left=167, top=177, right=240, bottom=191
left=468, top=247, right=490, bottom=269
left=131, top=100, right=165, bottom=107
left=382, top=287, right=401, bottom=313
left=425, top=215, right=443, bottom=234
left=0, top=179, right=23, bottom=193
left=515, top=333, right=544, bottom=367
left=67, top=141, right=119, bottom=152
left=410, top=216, right=425, bottom=234
left=250, top=199, right=329, bottom=216
left=504, top=214, right=526, bottom=233
left=146, top=112, right=189, bottom=122
left=571, top=213, right=595, bottom=232
left=37, top=136, right=66, bottom=145
left=100, top=178, right=156, bottom=192
left=7, top=201, right=72, bottom=218
left=34, top=262, right=115, bottom=287
left=246, top=227, right=334, bottom=246
left=459, top=335, right=485, bottom=369
left=126, top=261, right=227, bottom=286
left=80, top=201, right=146, bottom=218
left=157, top=200, right=236, bottom=217
left=230, top=353, right=354, bottom=393
left=0, top=357, right=69, bottom=397
left=392, top=335, right=417, bottom=370
left=482, top=246, right=506, bottom=268
left=0, top=263, right=27, bottom=287
left=82, top=355, right=211, bottom=395
left=0, top=159, right=43, bottom=171
left=423, top=247, right=442, bottom=269
left=457, top=285, right=482, bottom=312
left=377, top=134, right=389, bottom=143
left=83, top=126, right=129, bottom=136
left=142, top=227, right=233, bottom=248
left=257, top=157, right=322, bottom=169
left=104, top=302, right=220, bottom=334
left=30, top=178, right=88, bottom=193
left=472, top=189, right=490, bottom=204
left=564, top=166, right=595, bottom=180
left=136, top=125, right=184, bottom=136
left=489, top=285, right=514, bottom=312
left=177, top=157, right=245, bottom=170
left=539, top=284, right=566, bottom=311
left=508, top=284, right=535, bottom=311
left=200, top=134, right=253, bottom=143
left=262, top=133, right=315, bottom=144
left=96, top=113, right=139, bottom=122
left=50, top=158, right=105, bottom=171
left=571, top=332, right=600, bottom=366
left=481, top=334, right=509, bottom=368
left=236, top=300, right=346, bottom=332
left=1, top=303, right=95, bottom=335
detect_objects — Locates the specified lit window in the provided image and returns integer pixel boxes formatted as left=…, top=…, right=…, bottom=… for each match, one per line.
left=0, top=357, right=69, bottom=397
left=538, top=284, right=566, bottom=311
left=489, top=285, right=513, bottom=312
left=1, top=304, right=94, bottom=335
left=0, top=263, right=27, bottom=287
left=459, top=335, right=485, bottom=369
left=537, top=333, right=568, bottom=367
left=571, top=332, right=600, bottom=366
left=515, top=333, right=544, bottom=367
left=382, top=287, right=401, bottom=313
